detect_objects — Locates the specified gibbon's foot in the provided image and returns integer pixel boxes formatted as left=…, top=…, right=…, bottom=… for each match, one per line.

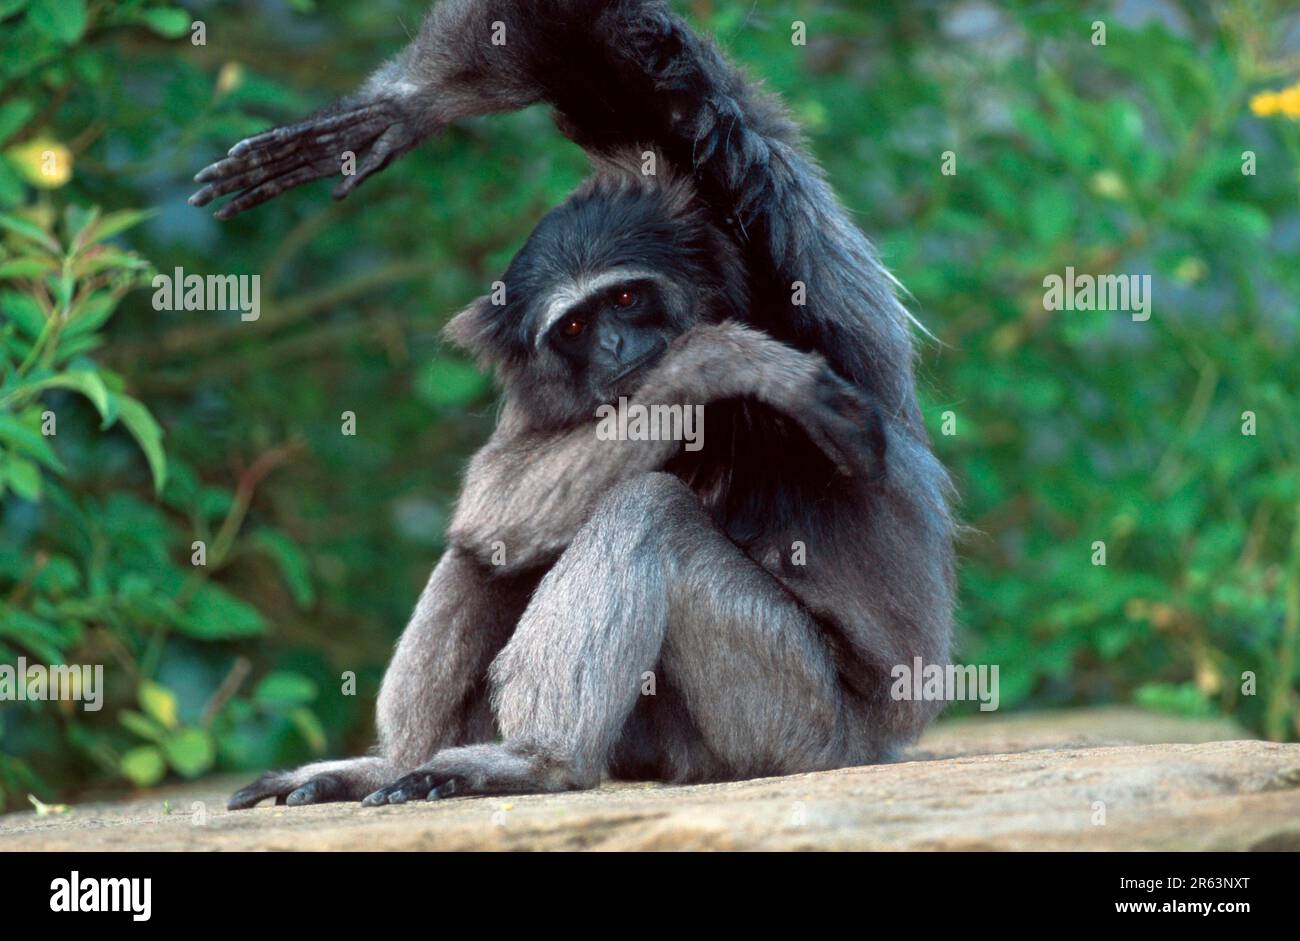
left=361, top=744, right=585, bottom=805
left=227, top=759, right=390, bottom=809
left=361, top=771, right=463, bottom=806
left=228, top=770, right=352, bottom=809
left=189, top=99, right=422, bottom=218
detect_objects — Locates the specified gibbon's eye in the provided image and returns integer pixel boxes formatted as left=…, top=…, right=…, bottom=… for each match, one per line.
left=612, top=289, right=637, bottom=309
left=559, top=316, right=586, bottom=339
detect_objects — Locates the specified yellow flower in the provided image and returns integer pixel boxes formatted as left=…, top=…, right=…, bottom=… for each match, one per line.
left=1090, top=170, right=1127, bottom=200
left=1280, top=83, right=1300, bottom=118
left=6, top=138, right=73, bottom=188
left=1251, top=82, right=1300, bottom=119
left=1249, top=91, right=1278, bottom=117
left=215, top=61, right=245, bottom=99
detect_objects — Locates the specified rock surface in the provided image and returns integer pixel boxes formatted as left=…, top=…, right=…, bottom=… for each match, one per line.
left=5, top=707, right=1299, bottom=851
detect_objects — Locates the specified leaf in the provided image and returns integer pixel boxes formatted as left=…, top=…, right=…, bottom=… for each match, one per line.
left=178, top=584, right=266, bottom=640
left=81, top=208, right=154, bottom=248
left=63, top=292, right=120, bottom=337
left=162, top=729, right=215, bottom=778
left=115, top=394, right=167, bottom=493
left=140, top=7, right=190, bottom=39
left=1211, top=202, right=1270, bottom=244
left=289, top=707, right=327, bottom=753
left=119, top=746, right=166, bottom=788
left=26, top=369, right=113, bottom=424
left=251, top=529, right=315, bottom=609
left=159, top=458, right=197, bottom=509
left=0, top=100, right=34, bottom=146
left=0, top=413, right=64, bottom=472
left=1134, top=681, right=1216, bottom=717
left=253, top=671, right=318, bottom=708
left=138, top=680, right=178, bottom=729
left=0, top=608, right=71, bottom=653
left=26, top=0, right=86, bottom=44
left=0, top=289, right=47, bottom=338
left=0, top=610, right=63, bottom=662
left=62, top=204, right=95, bottom=245
left=74, top=247, right=148, bottom=278
left=0, top=256, right=56, bottom=279
left=4, top=452, right=41, bottom=500
left=196, top=485, right=232, bottom=519
left=49, top=331, right=102, bottom=365
left=27, top=794, right=69, bottom=815
left=118, top=709, right=167, bottom=744
left=0, top=158, right=22, bottom=209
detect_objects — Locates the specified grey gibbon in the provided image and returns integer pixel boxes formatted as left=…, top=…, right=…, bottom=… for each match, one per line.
left=190, top=0, right=956, bottom=808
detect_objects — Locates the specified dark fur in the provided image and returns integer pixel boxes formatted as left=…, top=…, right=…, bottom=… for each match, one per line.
left=211, top=1, right=956, bottom=811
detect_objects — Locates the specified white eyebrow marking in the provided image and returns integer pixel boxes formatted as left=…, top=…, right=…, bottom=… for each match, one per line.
left=535, top=267, right=662, bottom=347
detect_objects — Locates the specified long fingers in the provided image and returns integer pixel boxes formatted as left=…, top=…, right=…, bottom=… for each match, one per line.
left=195, top=111, right=391, bottom=185
left=190, top=101, right=399, bottom=217
left=189, top=151, right=311, bottom=207
left=225, top=103, right=384, bottom=159
left=213, top=161, right=336, bottom=220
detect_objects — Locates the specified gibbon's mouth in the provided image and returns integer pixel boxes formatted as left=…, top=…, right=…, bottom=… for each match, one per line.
left=608, top=338, right=669, bottom=386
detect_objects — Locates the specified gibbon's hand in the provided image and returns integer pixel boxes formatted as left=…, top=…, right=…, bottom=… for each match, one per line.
left=189, top=97, right=424, bottom=219
left=642, top=323, right=888, bottom=481
left=807, top=367, right=888, bottom=482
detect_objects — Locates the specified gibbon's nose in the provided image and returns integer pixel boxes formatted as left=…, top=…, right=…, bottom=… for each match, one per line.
left=599, top=333, right=624, bottom=359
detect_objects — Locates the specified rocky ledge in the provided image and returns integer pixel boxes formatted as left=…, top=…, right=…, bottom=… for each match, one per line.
left=3, top=707, right=1298, bottom=851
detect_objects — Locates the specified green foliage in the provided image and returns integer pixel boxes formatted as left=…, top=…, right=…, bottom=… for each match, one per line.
left=0, top=1, right=1297, bottom=808
left=811, top=1, right=1300, bottom=737
left=0, top=207, right=163, bottom=493
left=0, top=201, right=326, bottom=807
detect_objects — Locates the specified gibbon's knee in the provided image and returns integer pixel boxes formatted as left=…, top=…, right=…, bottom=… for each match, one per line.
left=589, top=471, right=698, bottom=532
left=577, top=471, right=710, bottom=562
left=516, top=471, right=705, bottom=589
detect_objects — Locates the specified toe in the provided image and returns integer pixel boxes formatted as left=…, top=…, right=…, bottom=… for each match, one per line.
left=227, top=772, right=282, bottom=811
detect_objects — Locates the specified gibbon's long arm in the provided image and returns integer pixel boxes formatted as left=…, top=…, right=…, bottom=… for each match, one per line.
left=448, top=322, right=886, bottom=573
left=189, top=0, right=649, bottom=218
left=192, top=0, right=919, bottom=411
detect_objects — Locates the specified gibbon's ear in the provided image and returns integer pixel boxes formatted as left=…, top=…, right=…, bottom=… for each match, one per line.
left=442, top=296, right=496, bottom=364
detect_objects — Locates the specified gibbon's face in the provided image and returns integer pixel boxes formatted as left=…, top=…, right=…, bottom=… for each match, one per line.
left=444, top=174, right=747, bottom=427
left=536, top=268, right=678, bottom=401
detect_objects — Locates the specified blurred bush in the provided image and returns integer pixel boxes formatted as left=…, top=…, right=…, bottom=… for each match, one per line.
left=0, top=0, right=1297, bottom=807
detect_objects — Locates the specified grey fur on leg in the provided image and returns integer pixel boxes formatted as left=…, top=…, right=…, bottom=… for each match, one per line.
left=488, top=473, right=682, bottom=781
left=365, top=474, right=682, bottom=802
left=228, top=548, right=529, bottom=810
left=374, top=548, right=528, bottom=770
left=364, top=471, right=870, bottom=802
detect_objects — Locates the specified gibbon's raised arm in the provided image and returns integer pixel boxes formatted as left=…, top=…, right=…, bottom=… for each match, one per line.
left=189, top=0, right=651, bottom=218
left=192, top=1, right=922, bottom=415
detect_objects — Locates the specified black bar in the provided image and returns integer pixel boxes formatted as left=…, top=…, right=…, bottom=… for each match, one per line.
left=0, top=852, right=1285, bottom=926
